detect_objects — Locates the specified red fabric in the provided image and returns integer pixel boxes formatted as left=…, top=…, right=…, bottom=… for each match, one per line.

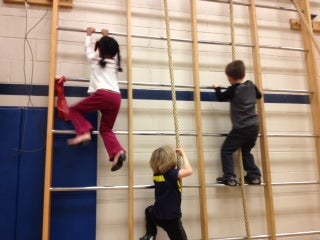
left=55, top=76, right=71, bottom=121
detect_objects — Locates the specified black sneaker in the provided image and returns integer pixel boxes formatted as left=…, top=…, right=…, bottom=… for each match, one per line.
left=216, top=176, right=238, bottom=186
left=244, top=175, right=261, bottom=185
left=139, top=234, right=156, bottom=240
left=111, top=153, right=126, bottom=172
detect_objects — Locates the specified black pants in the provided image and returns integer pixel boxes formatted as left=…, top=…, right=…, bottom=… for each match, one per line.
left=221, top=124, right=261, bottom=178
left=144, top=205, right=188, bottom=240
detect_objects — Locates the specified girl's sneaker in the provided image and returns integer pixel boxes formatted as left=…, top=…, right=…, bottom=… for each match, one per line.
left=216, top=176, right=238, bottom=186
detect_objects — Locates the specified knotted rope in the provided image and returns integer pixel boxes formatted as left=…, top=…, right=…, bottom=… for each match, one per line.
left=229, top=1, right=251, bottom=239
left=163, top=0, right=182, bottom=169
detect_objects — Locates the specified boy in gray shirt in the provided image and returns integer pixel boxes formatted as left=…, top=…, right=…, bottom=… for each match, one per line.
left=213, top=60, right=262, bottom=186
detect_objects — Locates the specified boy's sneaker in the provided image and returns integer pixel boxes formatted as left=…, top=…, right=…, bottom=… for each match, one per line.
left=139, top=234, right=156, bottom=240
left=244, top=175, right=261, bottom=185
left=216, top=176, right=238, bottom=186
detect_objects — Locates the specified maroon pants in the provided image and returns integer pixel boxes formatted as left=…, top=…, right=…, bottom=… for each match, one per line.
left=69, top=89, right=125, bottom=161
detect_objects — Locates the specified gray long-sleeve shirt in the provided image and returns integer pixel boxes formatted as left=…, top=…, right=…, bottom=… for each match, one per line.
left=214, top=80, right=262, bottom=129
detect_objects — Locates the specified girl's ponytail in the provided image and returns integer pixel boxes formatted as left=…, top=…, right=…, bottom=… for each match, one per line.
left=99, top=58, right=107, bottom=68
left=117, top=50, right=123, bottom=72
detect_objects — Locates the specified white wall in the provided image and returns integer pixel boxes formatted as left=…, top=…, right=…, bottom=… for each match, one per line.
left=1, top=0, right=320, bottom=239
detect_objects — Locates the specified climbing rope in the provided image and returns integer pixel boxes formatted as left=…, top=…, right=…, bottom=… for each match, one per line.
left=229, top=1, right=251, bottom=239
left=163, top=0, right=182, bottom=169
left=229, top=0, right=236, bottom=61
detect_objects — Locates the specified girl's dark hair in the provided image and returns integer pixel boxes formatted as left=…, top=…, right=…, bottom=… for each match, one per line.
left=94, top=36, right=123, bottom=72
left=225, top=60, right=245, bottom=80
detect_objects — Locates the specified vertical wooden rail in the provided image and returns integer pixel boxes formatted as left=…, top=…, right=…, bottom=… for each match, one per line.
left=126, top=1, right=134, bottom=240
left=291, top=0, right=320, bottom=54
left=297, top=0, right=320, bottom=183
left=42, top=0, right=59, bottom=239
left=190, top=1, right=209, bottom=239
left=247, top=1, right=277, bottom=240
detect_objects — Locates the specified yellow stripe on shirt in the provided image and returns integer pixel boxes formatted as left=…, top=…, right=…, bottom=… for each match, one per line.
left=153, top=175, right=165, bottom=182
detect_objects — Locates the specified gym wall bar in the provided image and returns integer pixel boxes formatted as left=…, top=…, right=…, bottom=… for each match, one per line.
left=57, top=26, right=307, bottom=52
left=60, top=77, right=312, bottom=94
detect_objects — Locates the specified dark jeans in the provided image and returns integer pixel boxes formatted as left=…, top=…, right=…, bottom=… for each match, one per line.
left=221, top=124, right=261, bottom=178
left=144, top=205, right=188, bottom=240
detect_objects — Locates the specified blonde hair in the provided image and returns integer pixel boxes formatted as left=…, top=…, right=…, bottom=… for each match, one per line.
left=150, top=145, right=177, bottom=174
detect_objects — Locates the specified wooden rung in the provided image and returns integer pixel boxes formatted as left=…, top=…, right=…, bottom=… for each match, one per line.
left=290, top=19, right=320, bottom=32
left=3, top=0, right=73, bottom=8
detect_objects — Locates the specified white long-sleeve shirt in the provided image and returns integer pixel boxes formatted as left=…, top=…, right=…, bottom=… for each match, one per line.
left=85, top=35, right=120, bottom=94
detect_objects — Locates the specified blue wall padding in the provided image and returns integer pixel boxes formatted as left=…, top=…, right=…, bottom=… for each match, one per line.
left=51, top=192, right=96, bottom=240
left=51, top=111, right=97, bottom=240
left=52, top=113, right=97, bottom=188
left=0, top=107, right=97, bottom=240
left=15, top=108, right=47, bottom=240
left=0, top=108, right=22, bottom=240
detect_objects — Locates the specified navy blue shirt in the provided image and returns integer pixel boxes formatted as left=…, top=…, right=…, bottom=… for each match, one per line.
left=214, top=80, right=262, bottom=129
left=152, top=169, right=182, bottom=220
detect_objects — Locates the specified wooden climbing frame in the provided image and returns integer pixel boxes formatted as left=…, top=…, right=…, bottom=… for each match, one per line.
left=41, top=1, right=320, bottom=240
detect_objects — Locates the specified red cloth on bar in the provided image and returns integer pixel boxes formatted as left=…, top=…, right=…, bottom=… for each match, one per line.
left=55, top=76, right=71, bottom=121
